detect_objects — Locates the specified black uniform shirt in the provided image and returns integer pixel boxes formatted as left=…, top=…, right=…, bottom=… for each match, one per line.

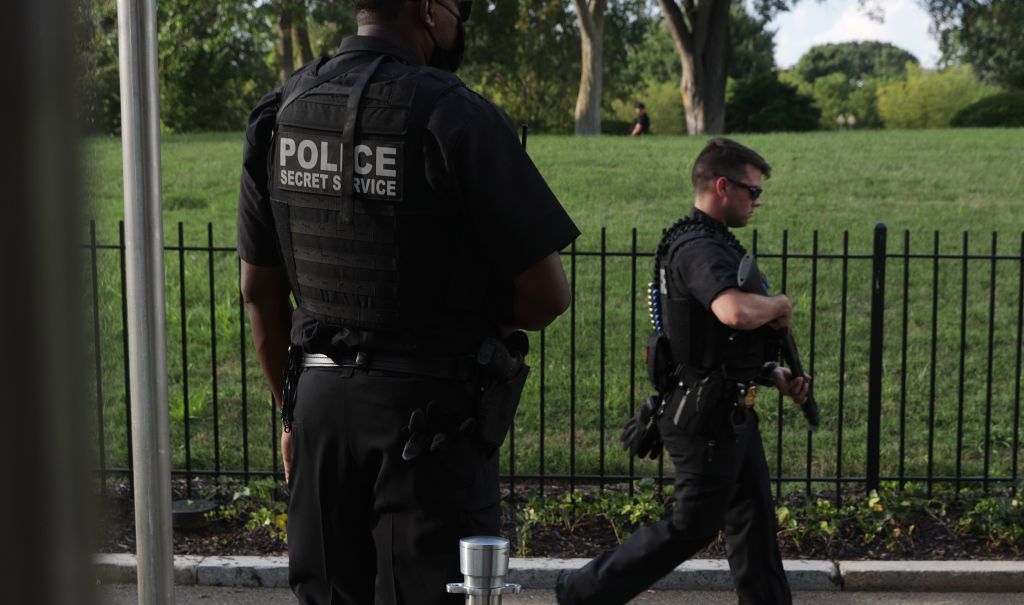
left=633, top=113, right=650, bottom=135
left=237, top=36, right=579, bottom=350
left=669, top=208, right=745, bottom=310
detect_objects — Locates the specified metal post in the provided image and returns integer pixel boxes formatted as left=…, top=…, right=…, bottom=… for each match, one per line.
left=116, top=0, right=174, bottom=603
left=867, top=223, right=887, bottom=494
left=447, top=537, right=521, bottom=604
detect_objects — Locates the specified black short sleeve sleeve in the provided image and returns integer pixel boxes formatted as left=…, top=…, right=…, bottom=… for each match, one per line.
left=670, top=237, right=741, bottom=309
left=426, top=89, right=579, bottom=278
left=237, top=88, right=282, bottom=267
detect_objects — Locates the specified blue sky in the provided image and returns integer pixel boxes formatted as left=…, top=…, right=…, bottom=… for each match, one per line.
left=763, top=0, right=941, bottom=69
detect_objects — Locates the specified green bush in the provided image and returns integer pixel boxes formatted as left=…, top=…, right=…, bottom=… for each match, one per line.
left=725, top=73, right=820, bottom=133
left=610, top=80, right=686, bottom=135
left=876, top=64, right=1001, bottom=129
left=950, top=92, right=1024, bottom=127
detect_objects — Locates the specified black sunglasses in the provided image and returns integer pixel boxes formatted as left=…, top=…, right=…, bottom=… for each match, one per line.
left=720, top=175, right=762, bottom=201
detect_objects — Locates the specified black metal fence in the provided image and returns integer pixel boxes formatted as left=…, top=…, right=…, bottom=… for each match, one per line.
left=85, top=222, right=1024, bottom=503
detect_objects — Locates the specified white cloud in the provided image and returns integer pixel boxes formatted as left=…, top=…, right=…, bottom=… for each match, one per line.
left=770, top=0, right=940, bottom=70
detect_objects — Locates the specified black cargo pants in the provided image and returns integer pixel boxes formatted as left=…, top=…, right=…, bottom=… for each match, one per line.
left=559, top=389, right=792, bottom=605
left=286, top=367, right=501, bottom=605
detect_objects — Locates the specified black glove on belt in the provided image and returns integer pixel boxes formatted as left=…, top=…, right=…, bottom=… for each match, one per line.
left=620, top=394, right=665, bottom=460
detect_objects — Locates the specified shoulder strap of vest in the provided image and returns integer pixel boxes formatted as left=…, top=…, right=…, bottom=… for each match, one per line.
left=337, top=55, right=386, bottom=225
left=652, top=215, right=702, bottom=291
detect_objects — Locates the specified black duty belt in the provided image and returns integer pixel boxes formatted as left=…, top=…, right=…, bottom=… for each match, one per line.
left=302, top=352, right=476, bottom=382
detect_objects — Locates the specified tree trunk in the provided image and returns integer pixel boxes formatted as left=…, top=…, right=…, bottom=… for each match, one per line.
left=277, top=4, right=294, bottom=83
left=572, top=0, right=605, bottom=136
left=293, top=2, right=315, bottom=66
left=659, top=0, right=732, bottom=135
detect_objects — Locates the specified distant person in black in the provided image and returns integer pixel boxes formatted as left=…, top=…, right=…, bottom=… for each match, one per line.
left=236, top=1, right=579, bottom=603
left=556, top=138, right=809, bottom=605
left=631, top=102, right=650, bottom=136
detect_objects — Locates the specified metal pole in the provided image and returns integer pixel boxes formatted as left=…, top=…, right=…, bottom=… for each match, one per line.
left=867, top=223, right=887, bottom=495
left=116, top=0, right=174, bottom=603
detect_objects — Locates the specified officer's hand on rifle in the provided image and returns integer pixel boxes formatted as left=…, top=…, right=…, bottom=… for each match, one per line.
left=771, top=366, right=811, bottom=406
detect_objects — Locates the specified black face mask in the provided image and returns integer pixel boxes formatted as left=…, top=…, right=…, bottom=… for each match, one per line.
left=427, top=2, right=466, bottom=73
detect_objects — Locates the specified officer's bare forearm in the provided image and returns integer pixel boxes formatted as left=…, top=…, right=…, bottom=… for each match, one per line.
left=508, top=252, right=571, bottom=331
left=710, top=289, right=790, bottom=331
left=241, top=261, right=292, bottom=407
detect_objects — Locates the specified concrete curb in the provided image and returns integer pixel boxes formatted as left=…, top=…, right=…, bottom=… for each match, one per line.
left=95, top=555, right=1024, bottom=593
left=839, top=561, right=1024, bottom=593
left=507, top=558, right=839, bottom=591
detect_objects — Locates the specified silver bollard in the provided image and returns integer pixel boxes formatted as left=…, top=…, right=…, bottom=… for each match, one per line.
left=446, top=536, right=521, bottom=605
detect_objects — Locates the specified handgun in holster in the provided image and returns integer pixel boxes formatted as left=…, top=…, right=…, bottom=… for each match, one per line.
left=474, top=331, right=530, bottom=452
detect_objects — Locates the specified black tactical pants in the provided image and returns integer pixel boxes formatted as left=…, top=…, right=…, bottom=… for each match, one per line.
left=559, top=394, right=792, bottom=605
left=286, top=367, right=501, bottom=605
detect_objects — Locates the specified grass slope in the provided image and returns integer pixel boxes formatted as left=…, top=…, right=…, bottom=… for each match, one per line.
left=84, top=129, right=1024, bottom=492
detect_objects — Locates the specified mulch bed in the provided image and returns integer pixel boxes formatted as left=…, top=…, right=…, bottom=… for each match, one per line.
left=96, top=479, right=1022, bottom=560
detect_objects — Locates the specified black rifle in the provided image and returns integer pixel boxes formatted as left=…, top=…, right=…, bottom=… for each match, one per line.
left=737, top=253, right=821, bottom=431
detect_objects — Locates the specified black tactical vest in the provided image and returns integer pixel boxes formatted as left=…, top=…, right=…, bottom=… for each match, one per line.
left=653, top=212, right=776, bottom=382
left=269, top=53, right=478, bottom=349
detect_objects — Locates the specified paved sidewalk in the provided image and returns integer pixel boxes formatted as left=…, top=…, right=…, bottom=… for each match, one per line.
left=99, top=585, right=1024, bottom=605
left=94, top=554, right=1024, bottom=593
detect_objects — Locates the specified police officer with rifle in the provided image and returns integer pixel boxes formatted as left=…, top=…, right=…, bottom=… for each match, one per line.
left=557, top=138, right=810, bottom=605
left=237, top=2, right=579, bottom=603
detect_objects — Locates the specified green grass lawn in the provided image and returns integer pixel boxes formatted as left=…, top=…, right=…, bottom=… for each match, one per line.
left=84, top=129, right=1024, bottom=493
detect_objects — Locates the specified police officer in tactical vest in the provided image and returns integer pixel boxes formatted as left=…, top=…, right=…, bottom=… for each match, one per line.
left=237, top=1, right=579, bottom=603
left=556, top=138, right=809, bottom=605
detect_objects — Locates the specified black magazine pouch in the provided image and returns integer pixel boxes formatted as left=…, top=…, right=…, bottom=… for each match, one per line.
left=646, top=331, right=676, bottom=395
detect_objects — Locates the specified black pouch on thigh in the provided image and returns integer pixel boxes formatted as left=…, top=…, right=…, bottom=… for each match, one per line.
left=668, top=374, right=732, bottom=439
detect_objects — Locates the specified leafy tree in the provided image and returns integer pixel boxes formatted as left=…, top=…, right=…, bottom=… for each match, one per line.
left=76, top=0, right=120, bottom=134
left=609, top=4, right=774, bottom=134
left=725, top=72, right=820, bottom=133
left=876, top=64, right=1000, bottom=128
left=601, top=1, right=659, bottom=115
left=306, top=1, right=358, bottom=57
left=158, top=0, right=278, bottom=132
left=654, top=0, right=845, bottom=135
left=571, top=0, right=606, bottom=135
left=460, top=0, right=581, bottom=133
left=727, top=5, right=775, bottom=82
left=78, top=0, right=279, bottom=133
left=656, top=0, right=734, bottom=134
left=274, top=0, right=357, bottom=82
left=793, top=41, right=918, bottom=84
left=925, top=0, right=1024, bottom=91
left=784, top=41, right=916, bottom=130
left=569, top=0, right=655, bottom=134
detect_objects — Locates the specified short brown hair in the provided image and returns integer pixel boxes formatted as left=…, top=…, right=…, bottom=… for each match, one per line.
left=352, top=0, right=403, bottom=21
left=691, top=137, right=771, bottom=194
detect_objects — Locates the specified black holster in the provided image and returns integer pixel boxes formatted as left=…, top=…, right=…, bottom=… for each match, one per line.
left=475, top=332, right=530, bottom=451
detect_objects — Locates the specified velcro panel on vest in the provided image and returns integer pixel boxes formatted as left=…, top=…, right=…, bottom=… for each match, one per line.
left=270, top=62, right=469, bottom=334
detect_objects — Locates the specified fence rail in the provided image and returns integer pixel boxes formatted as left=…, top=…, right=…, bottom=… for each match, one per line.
left=84, top=222, right=1024, bottom=503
